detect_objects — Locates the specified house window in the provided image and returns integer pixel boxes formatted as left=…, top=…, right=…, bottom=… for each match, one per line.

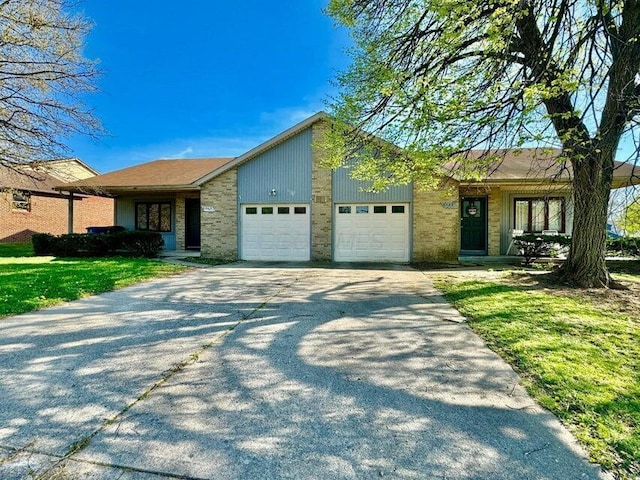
left=12, top=191, right=30, bottom=211
left=136, top=202, right=171, bottom=232
left=514, top=197, right=566, bottom=233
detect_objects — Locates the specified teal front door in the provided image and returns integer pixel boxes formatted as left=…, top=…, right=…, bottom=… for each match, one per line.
left=460, top=197, right=487, bottom=254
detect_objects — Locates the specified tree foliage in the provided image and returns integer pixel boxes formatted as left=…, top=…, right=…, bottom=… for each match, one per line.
left=0, top=0, right=100, bottom=168
left=327, top=0, right=640, bottom=287
left=622, top=198, right=640, bottom=235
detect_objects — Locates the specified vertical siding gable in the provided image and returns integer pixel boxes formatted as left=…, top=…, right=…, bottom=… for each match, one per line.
left=332, top=160, right=413, bottom=203
left=238, top=128, right=313, bottom=204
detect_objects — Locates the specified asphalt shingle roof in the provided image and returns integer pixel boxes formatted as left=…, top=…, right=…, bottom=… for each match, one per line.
left=59, top=158, right=234, bottom=190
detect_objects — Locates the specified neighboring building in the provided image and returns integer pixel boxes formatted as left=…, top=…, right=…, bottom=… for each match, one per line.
left=1, top=159, right=114, bottom=243
left=56, top=113, right=639, bottom=261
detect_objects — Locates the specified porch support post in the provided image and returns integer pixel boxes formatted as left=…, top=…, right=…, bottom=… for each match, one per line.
left=67, top=192, right=74, bottom=234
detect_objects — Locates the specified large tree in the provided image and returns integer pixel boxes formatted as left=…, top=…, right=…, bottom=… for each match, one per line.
left=0, top=0, right=99, bottom=169
left=326, top=0, right=640, bottom=287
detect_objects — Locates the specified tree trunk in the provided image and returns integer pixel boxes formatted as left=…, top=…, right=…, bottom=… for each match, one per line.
left=559, top=155, right=612, bottom=288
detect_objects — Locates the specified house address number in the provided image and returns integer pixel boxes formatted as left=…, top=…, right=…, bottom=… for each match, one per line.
left=441, top=201, right=457, bottom=209
left=202, top=206, right=216, bottom=212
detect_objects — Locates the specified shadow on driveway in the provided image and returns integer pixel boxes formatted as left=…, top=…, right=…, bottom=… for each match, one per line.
left=0, top=266, right=606, bottom=479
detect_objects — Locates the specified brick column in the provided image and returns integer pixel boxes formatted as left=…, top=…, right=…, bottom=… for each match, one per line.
left=311, top=122, right=332, bottom=260
left=200, top=169, right=238, bottom=259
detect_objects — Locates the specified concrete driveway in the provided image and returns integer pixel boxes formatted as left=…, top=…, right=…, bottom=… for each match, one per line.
left=0, top=264, right=606, bottom=479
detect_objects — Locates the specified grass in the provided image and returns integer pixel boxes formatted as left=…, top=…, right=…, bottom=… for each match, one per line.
left=0, top=242, right=33, bottom=257
left=432, top=265, right=640, bottom=479
left=0, top=243, right=188, bottom=318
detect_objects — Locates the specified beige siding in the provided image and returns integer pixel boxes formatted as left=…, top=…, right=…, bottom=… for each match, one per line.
left=311, top=122, right=332, bottom=260
left=412, top=181, right=460, bottom=261
left=200, top=169, right=238, bottom=259
left=499, top=186, right=573, bottom=254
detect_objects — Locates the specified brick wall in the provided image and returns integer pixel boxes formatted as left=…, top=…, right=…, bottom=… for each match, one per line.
left=200, top=169, right=238, bottom=259
left=412, top=181, right=460, bottom=261
left=311, top=122, right=332, bottom=260
left=0, top=191, right=114, bottom=243
left=487, top=187, right=501, bottom=256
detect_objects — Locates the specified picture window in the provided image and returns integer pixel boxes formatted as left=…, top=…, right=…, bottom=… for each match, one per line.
left=514, top=197, right=566, bottom=233
left=136, top=202, right=171, bottom=232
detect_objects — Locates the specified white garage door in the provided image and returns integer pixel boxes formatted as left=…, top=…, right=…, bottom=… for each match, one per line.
left=241, top=204, right=310, bottom=261
left=334, top=203, right=410, bottom=262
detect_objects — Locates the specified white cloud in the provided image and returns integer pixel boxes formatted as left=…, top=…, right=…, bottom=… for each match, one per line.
left=258, top=105, right=324, bottom=131
left=168, top=146, right=193, bottom=158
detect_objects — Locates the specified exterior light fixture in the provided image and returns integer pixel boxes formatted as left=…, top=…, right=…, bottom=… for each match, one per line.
left=269, top=189, right=277, bottom=196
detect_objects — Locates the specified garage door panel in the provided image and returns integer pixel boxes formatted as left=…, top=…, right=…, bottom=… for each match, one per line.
left=334, top=203, right=410, bottom=262
left=241, top=204, right=310, bottom=261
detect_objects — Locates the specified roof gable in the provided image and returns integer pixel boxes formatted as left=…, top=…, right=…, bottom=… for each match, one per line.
left=195, top=112, right=329, bottom=186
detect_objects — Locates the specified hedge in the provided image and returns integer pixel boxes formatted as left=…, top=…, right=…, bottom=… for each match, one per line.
left=32, top=231, right=164, bottom=258
left=607, top=236, right=640, bottom=256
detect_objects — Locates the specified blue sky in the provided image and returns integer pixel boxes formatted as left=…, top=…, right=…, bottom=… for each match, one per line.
left=69, top=1, right=350, bottom=173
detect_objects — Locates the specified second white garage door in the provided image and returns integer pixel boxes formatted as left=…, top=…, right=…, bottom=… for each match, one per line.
left=241, top=204, right=310, bottom=261
left=334, top=203, right=410, bottom=262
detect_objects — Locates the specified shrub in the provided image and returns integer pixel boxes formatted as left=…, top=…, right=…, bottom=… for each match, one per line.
left=53, top=234, right=88, bottom=257
left=31, top=231, right=164, bottom=258
left=32, top=233, right=56, bottom=255
left=513, top=234, right=572, bottom=265
left=114, top=231, right=164, bottom=257
left=607, top=236, right=640, bottom=257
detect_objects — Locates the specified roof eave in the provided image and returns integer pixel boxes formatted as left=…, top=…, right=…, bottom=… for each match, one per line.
left=53, top=184, right=200, bottom=194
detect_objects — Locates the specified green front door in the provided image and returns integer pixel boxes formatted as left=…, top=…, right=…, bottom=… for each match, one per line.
left=460, top=197, right=487, bottom=254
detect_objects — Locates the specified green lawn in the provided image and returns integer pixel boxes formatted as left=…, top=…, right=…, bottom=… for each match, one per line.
left=0, top=242, right=33, bottom=257
left=0, top=244, right=188, bottom=318
left=434, top=269, right=640, bottom=480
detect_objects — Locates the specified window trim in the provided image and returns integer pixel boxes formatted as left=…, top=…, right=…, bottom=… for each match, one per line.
left=11, top=190, right=31, bottom=211
left=135, top=201, right=172, bottom=232
left=513, top=197, right=566, bottom=233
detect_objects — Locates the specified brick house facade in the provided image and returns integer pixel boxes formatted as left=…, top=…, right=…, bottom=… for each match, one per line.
left=58, top=112, right=638, bottom=262
left=1, top=160, right=114, bottom=243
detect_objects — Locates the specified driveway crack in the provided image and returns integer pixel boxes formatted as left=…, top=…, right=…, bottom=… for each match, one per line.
left=34, top=276, right=301, bottom=479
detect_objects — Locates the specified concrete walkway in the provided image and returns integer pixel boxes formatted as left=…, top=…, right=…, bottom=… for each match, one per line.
left=0, top=264, right=606, bottom=479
